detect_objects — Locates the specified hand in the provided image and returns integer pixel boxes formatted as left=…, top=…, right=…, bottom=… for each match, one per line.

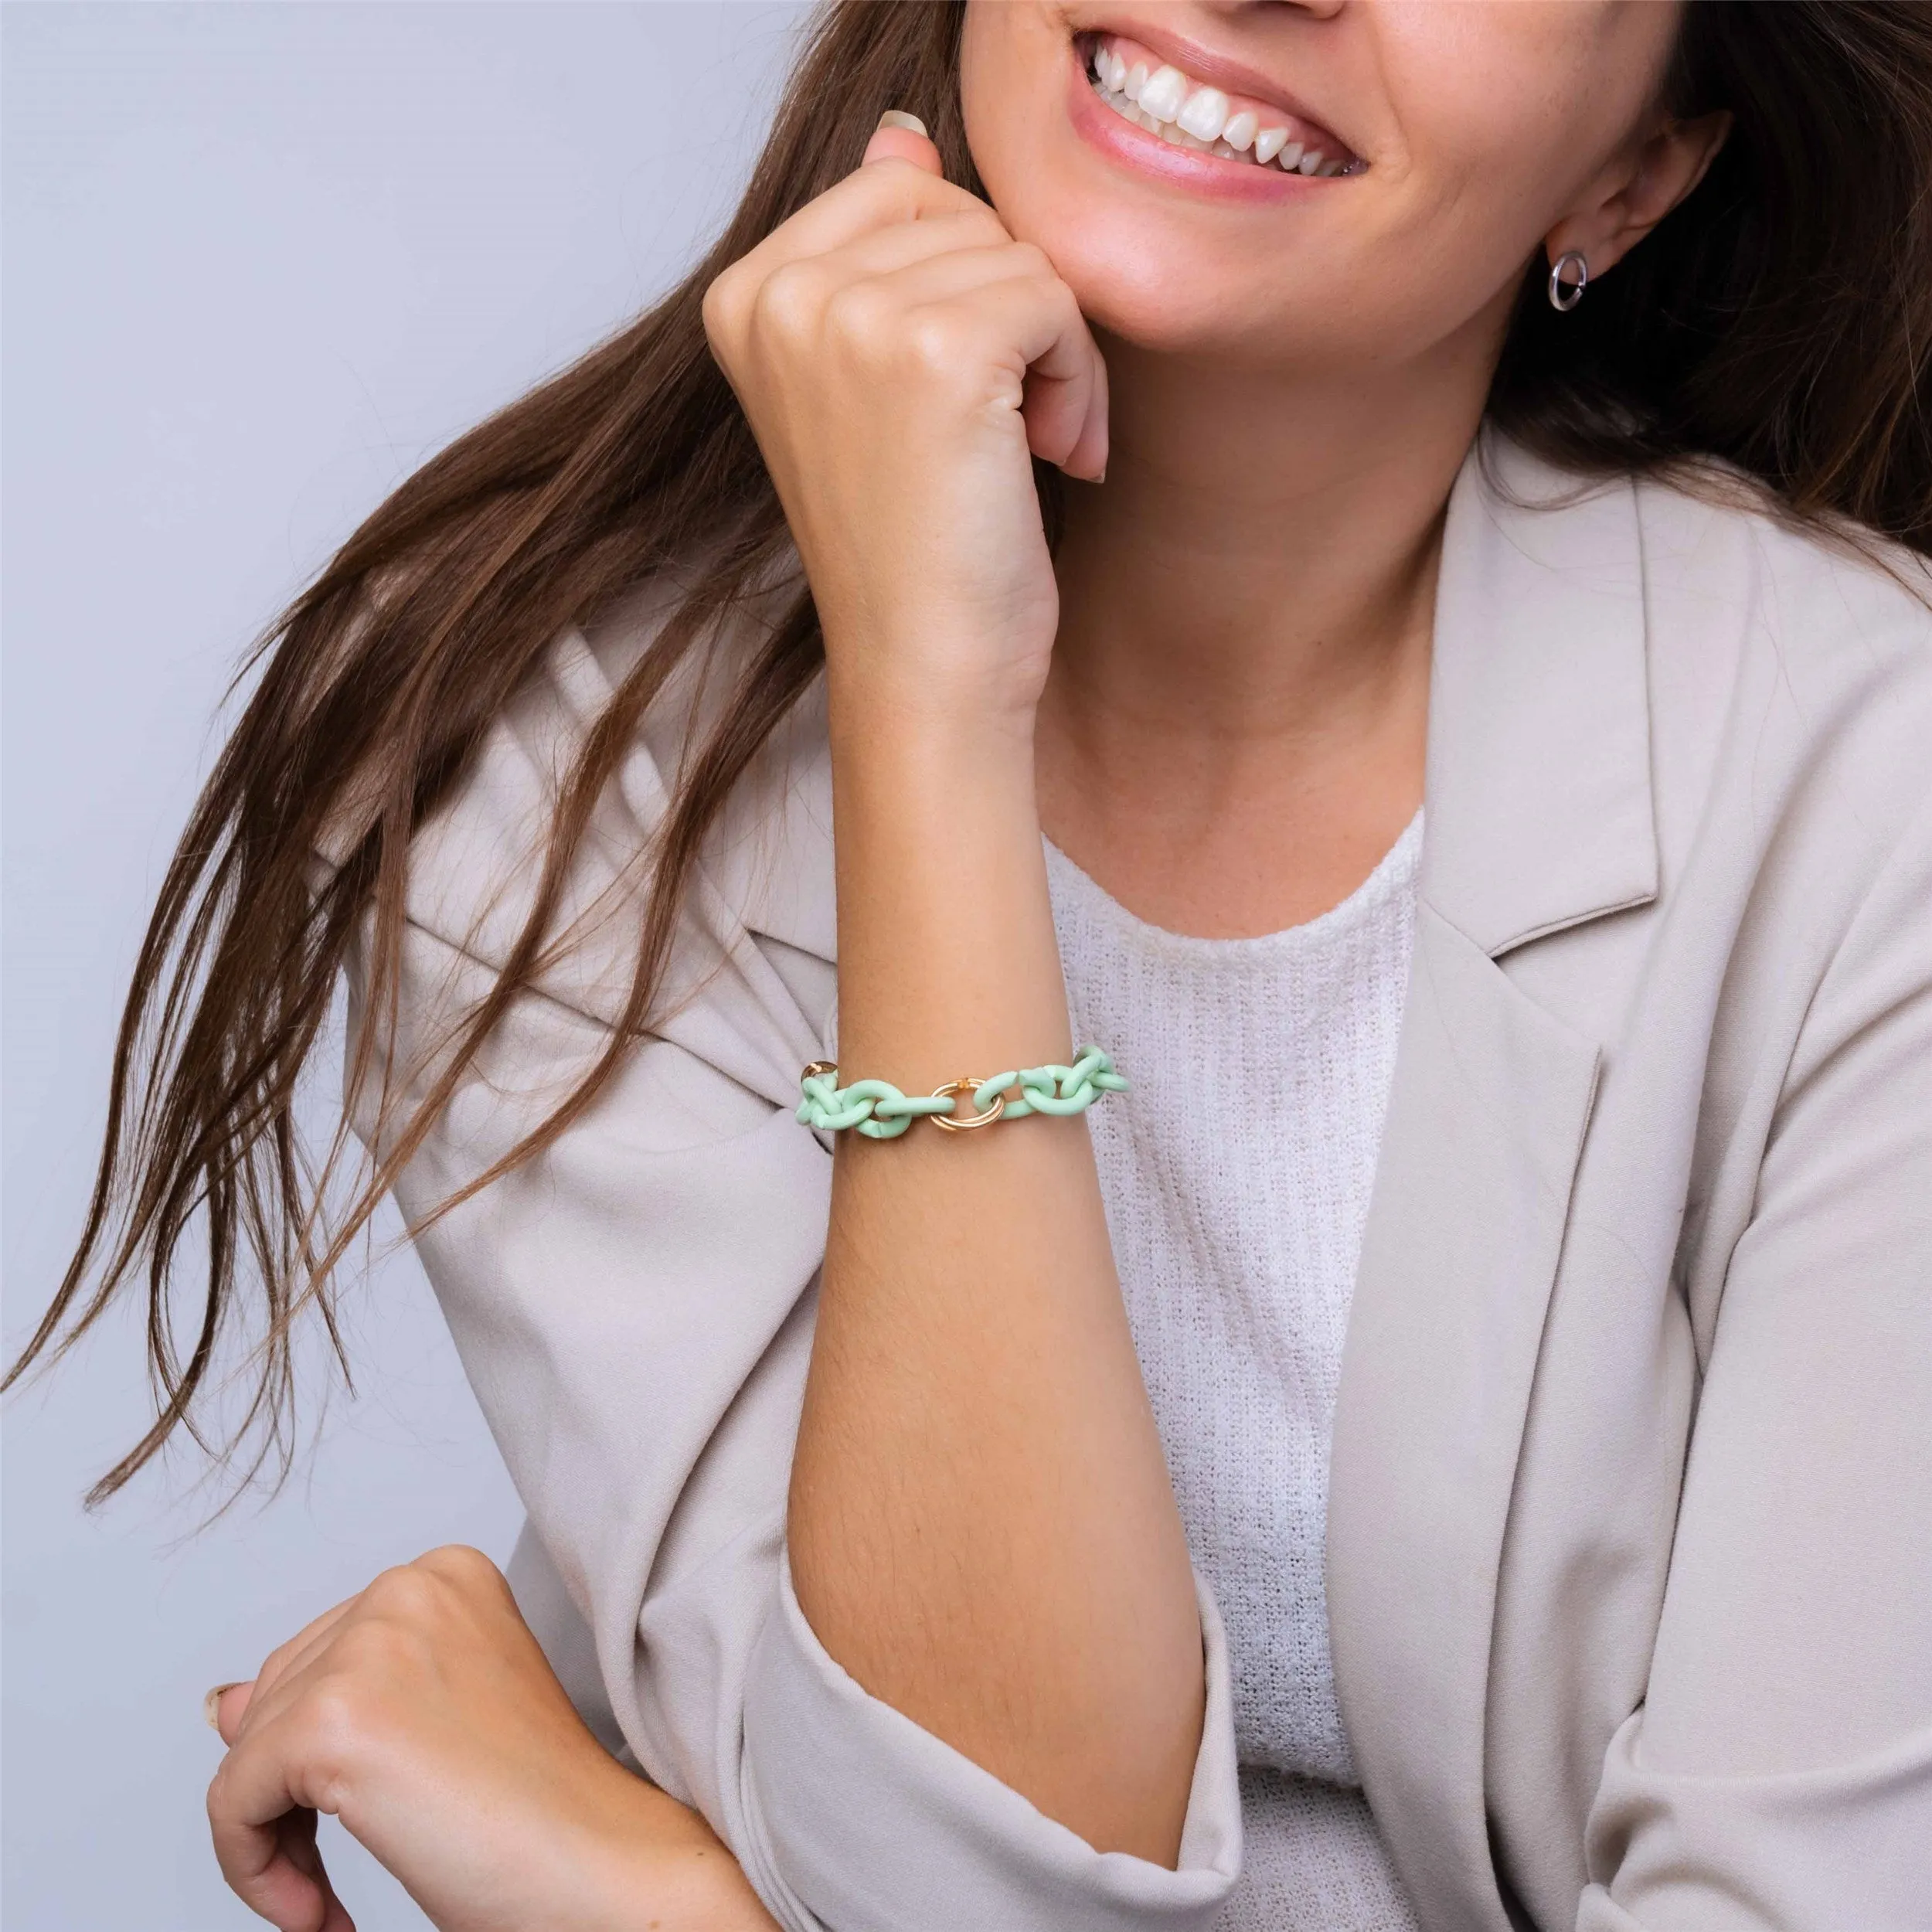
left=702, top=115, right=1107, bottom=735
left=206, top=1544, right=777, bottom=1932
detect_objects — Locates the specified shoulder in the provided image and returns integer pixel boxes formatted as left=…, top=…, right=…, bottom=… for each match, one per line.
left=1486, top=437, right=1931, bottom=849
left=1631, top=462, right=1930, bottom=732
left=1621, top=473, right=1932, bottom=1104
left=1631, top=467, right=1931, bottom=866
left=1431, top=439, right=1928, bottom=981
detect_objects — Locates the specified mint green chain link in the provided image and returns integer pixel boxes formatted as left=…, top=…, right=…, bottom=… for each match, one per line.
left=969, top=1046, right=1129, bottom=1117
left=797, top=1046, right=1128, bottom=1138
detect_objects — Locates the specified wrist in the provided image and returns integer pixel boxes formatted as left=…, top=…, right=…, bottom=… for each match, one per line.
left=824, top=657, right=1042, bottom=770
left=621, top=1842, right=774, bottom=1932
left=828, top=698, right=1039, bottom=829
left=581, top=1772, right=777, bottom=1931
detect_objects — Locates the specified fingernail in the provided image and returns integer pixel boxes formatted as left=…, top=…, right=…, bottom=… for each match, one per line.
left=875, top=110, right=928, bottom=137
left=203, top=1682, right=242, bottom=1732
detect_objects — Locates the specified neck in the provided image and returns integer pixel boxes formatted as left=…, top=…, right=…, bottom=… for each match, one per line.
left=1035, top=325, right=1495, bottom=934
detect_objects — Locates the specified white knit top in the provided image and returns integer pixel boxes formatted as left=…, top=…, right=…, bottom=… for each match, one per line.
left=1044, top=814, right=1424, bottom=1932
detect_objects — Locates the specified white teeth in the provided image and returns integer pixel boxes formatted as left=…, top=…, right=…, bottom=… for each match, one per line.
left=1137, top=64, right=1189, bottom=124
left=1176, top=84, right=1230, bottom=142
left=1090, top=42, right=1362, bottom=179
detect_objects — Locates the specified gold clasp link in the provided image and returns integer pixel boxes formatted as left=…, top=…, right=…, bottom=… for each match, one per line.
left=927, top=1075, right=1005, bottom=1132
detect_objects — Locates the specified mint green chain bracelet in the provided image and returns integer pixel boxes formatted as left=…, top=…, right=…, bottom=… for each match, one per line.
left=797, top=1046, right=1128, bottom=1139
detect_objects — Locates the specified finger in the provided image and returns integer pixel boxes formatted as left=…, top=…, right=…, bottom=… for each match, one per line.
left=955, top=266, right=1108, bottom=479
left=832, top=246, right=1110, bottom=478
left=1025, top=324, right=1111, bottom=483
left=769, top=206, right=1014, bottom=300
left=730, top=150, right=988, bottom=282
left=211, top=1594, right=358, bottom=1748
left=277, top=1809, right=359, bottom=1932
left=214, top=1680, right=254, bottom=1747
left=230, top=1597, right=360, bottom=1740
left=861, top=111, right=944, bottom=176
left=209, top=1752, right=343, bottom=1932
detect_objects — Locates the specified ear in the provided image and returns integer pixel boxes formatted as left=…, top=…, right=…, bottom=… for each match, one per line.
left=1546, top=107, right=1732, bottom=284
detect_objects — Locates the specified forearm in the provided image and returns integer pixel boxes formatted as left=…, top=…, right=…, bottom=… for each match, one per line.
left=578, top=1778, right=782, bottom=1932
left=702, top=113, right=1198, bottom=1867
left=787, top=692, right=1203, bottom=1864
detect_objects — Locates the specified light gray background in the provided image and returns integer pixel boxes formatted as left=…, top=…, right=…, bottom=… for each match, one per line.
left=3, top=7, right=810, bottom=1926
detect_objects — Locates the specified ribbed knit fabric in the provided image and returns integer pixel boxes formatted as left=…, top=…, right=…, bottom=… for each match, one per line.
left=1044, top=814, right=1424, bottom=1932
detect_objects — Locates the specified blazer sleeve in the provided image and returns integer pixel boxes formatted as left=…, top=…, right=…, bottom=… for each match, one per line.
left=1577, top=800, right=1932, bottom=1930
left=343, top=631, right=1241, bottom=1932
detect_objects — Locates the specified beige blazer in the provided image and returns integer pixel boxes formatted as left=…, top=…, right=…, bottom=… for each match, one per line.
left=351, top=437, right=1932, bottom=1932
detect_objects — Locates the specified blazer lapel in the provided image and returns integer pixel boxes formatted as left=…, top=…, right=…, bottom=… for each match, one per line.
left=1328, top=437, right=1653, bottom=1930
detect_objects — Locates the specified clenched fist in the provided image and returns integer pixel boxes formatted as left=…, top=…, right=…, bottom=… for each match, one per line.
left=703, top=115, right=1107, bottom=737
left=206, top=1545, right=775, bottom=1932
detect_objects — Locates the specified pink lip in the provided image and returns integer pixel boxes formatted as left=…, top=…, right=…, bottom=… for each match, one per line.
left=1064, top=42, right=1329, bottom=205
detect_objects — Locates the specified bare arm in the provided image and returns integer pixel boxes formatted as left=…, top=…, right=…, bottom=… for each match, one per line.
left=705, top=121, right=1202, bottom=1864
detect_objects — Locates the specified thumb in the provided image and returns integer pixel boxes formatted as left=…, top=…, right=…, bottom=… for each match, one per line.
left=207, top=1679, right=256, bottom=1747
left=861, top=110, right=944, bottom=176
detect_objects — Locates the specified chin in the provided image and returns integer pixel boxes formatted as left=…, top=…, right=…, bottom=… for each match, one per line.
left=1051, top=242, right=1274, bottom=359
left=962, top=7, right=1372, bottom=362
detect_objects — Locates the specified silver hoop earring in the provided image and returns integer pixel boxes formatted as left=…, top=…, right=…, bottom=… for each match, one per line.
left=1547, top=250, right=1589, bottom=312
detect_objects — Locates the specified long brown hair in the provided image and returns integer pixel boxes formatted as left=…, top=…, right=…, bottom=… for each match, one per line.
left=11, top=0, right=1930, bottom=1503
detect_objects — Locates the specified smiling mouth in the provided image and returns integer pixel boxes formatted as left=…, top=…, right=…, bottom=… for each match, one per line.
left=1082, top=32, right=1364, bottom=177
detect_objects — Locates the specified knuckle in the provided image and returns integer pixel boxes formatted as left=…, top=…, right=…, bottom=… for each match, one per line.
left=362, top=1560, right=440, bottom=1621
left=821, top=279, right=891, bottom=352
left=1039, top=274, right=1082, bottom=327
left=299, top=1675, right=374, bottom=1764
left=865, top=155, right=941, bottom=209
left=333, top=1614, right=407, bottom=1674
left=1005, top=240, right=1054, bottom=281
left=256, top=1634, right=303, bottom=1686
left=702, top=260, right=758, bottom=341
left=903, top=307, right=972, bottom=377
left=961, top=207, right=1013, bottom=248
left=751, top=260, right=826, bottom=342
left=417, top=1543, right=502, bottom=1594
left=700, top=276, right=736, bottom=346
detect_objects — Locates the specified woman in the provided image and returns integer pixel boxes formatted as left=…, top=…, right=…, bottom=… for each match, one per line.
left=12, top=2, right=1930, bottom=1928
